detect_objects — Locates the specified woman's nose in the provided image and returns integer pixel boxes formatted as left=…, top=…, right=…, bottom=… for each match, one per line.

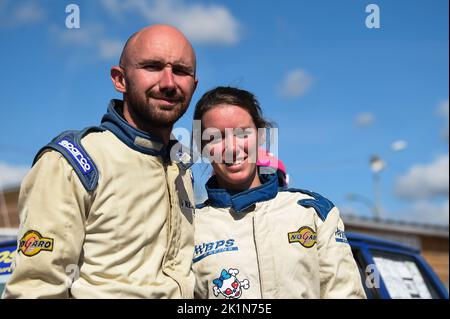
left=223, top=134, right=237, bottom=162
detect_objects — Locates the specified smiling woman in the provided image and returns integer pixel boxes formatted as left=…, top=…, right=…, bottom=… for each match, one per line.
left=194, top=87, right=272, bottom=191
left=191, top=86, right=367, bottom=299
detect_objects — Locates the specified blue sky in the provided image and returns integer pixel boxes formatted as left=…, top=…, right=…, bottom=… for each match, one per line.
left=0, top=0, right=448, bottom=225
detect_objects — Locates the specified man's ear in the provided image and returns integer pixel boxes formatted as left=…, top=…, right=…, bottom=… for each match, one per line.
left=193, top=77, right=199, bottom=92
left=111, top=66, right=126, bottom=93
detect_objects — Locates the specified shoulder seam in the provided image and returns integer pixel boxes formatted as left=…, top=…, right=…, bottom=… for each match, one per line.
left=281, top=188, right=335, bottom=221
left=33, top=127, right=103, bottom=192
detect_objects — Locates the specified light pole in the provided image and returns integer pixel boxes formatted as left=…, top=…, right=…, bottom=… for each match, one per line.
left=369, top=154, right=386, bottom=221
left=345, top=193, right=380, bottom=219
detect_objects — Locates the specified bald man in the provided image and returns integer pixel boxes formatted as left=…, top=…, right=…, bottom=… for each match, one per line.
left=3, top=25, right=198, bottom=299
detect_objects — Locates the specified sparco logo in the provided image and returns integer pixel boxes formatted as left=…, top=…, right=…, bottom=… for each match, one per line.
left=58, top=139, right=92, bottom=173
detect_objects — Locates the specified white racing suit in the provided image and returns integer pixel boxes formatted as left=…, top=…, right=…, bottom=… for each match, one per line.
left=3, top=99, right=195, bottom=299
left=193, top=173, right=366, bottom=299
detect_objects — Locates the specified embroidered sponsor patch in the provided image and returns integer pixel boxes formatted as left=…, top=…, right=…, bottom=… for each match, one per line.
left=193, top=239, right=238, bottom=263
left=57, top=138, right=93, bottom=174
left=0, top=245, right=16, bottom=275
left=19, top=230, right=54, bottom=257
left=288, top=226, right=317, bottom=248
left=335, top=229, right=349, bottom=244
left=212, top=268, right=250, bottom=299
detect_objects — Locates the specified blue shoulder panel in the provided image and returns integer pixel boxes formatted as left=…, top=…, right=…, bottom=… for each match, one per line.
left=195, top=200, right=210, bottom=210
left=281, top=188, right=335, bottom=221
left=33, top=127, right=104, bottom=192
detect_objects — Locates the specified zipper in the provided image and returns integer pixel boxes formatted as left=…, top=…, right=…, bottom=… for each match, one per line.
left=161, top=159, right=183, bottom=296
left=252, top=216, right=264, bottom=298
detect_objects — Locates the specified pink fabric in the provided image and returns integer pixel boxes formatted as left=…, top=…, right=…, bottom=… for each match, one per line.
left=256, top=148, right=286, bottom=174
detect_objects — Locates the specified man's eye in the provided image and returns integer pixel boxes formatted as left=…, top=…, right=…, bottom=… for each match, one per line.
left=172, top=67, right=193, bottom=76
left=143, top=63, right=164, bottom=71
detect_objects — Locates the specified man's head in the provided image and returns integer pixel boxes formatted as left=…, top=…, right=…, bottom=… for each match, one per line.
left=111, top=25, right=198, bottom=134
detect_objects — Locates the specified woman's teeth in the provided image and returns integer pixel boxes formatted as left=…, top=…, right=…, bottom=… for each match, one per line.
left=225, top=158, right=246, bottom=167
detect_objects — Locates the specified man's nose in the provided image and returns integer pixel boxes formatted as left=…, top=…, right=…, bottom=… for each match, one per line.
left=159, top=66, right=176, bottom=91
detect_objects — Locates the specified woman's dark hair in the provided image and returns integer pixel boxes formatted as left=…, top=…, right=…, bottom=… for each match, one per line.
left=193, top=86, right=273, bottom=129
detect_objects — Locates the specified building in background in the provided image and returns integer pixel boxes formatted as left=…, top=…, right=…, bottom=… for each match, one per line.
left=0, top=186, right=20, bottom=242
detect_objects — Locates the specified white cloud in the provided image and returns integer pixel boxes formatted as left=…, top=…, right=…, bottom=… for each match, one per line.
left=0, top=161, right=29, bottom=188
left=51, top=24, right=102, bottom=45
left=99, top=39, right=124, bottom=60
left=390, top=140, right=408, bottom=152
left=279, top=69, right=313, bottom=98
left=101, top=0, right=241, bottom=45
left=437, top=99, right=449, bottom=142
left=100, top=0, right=124, bottom=19
left=395, top=155, right=449, bottom=200
left=0, top=0, right=46, bottom=28
left=50, top=24, right=123, bottom=61
left=395, top=200, right=449, bottom=226
left=355, top=112, right=375, bottom=127
left=437, top=99, right=449, bottom=119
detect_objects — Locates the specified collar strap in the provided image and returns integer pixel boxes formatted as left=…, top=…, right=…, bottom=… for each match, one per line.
left=100, top=99, right=171, bottom=157
left=205, top=173, right=279, bottom=213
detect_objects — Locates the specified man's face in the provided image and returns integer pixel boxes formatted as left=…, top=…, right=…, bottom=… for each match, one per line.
left=123, top=31, right=197, bottom=128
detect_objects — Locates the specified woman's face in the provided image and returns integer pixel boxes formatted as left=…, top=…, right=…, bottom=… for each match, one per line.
left=201, top=104, right=261, bottom=191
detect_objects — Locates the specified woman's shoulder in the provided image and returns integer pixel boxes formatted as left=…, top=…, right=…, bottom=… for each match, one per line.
left=276, top=188, right=336, bottom=221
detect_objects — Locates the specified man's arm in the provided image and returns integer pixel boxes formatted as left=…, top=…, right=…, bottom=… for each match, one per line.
left=316, top=207, right=367, bottom=299
left=2, top=151, right=88, bottom=299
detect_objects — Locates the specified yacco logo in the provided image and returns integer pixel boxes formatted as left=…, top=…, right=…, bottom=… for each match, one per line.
left=58, top=139, right=92, bottom=174
left=193, top=239, right=237, bottom=263
left=19, top=230, right=54, bottom=257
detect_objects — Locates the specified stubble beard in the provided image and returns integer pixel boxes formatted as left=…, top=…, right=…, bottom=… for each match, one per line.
left=126, top=88, right=189, bottom=129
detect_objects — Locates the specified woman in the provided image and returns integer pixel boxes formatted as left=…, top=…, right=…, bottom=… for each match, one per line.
left=192, top=86, right=366, bottom=299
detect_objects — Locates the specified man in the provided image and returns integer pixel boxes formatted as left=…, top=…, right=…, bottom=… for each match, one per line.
left=3, top=25, right=198, bottom=298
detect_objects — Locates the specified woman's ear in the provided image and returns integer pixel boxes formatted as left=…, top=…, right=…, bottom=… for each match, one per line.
left=111, top=66, right=126, bottom=93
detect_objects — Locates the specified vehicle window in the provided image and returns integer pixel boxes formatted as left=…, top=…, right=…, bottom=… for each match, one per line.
left=351, top=247, right=381, bottom=299
left=371, top=250, right=439, bottom=299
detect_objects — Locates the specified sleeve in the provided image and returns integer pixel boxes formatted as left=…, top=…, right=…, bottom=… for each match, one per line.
left=316, top=207, right=367, bottom=299
left=2, top=151, right=89, bottom=299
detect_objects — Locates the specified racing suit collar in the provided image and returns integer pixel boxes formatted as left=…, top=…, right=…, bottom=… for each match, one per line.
left=100, top=99, right=175, bottom=158
left=205, top=173, right=279, bottom=213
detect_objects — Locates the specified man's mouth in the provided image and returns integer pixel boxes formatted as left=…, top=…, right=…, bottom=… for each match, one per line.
left=156, top=97, right=180, bottom=105
left=149, top=95, right=183, bottom=106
